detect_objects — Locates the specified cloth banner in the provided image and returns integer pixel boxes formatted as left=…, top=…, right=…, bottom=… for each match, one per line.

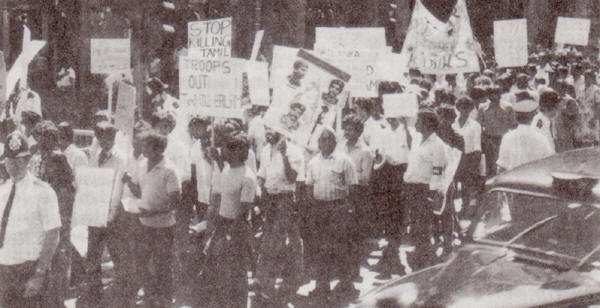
left=179, top=56, right=248, bottom=119
left=265, top=47, right=351, bottom=148
left=72, top=167, right=116, bottom=227
left=555, top=17, right=590, bottom=46
left=188, top=17, right=232, bottom=58
left=401, top=0, right=480, bottom=74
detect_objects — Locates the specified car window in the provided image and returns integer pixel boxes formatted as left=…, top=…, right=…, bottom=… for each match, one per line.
left=473, top=191, right=600, bottom=260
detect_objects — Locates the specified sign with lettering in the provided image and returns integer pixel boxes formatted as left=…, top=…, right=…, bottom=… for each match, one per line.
left=90, top=39, right=131, bottom=74
left=555, top=17, right=590, bottom=46
left=266, top=47, right=351, bottom=148
left=400, top=0, right=479, bottom=74
left=179, top=56, right=247, bottom=118
left=494, top=19, right=528, bottom=68
left=188, top=17, right=232, bottom=58
left=314, top=47, right=384, bottom=97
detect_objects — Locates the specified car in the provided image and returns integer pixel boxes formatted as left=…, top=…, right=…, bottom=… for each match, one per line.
left=352, top=147, right=600, bottom=308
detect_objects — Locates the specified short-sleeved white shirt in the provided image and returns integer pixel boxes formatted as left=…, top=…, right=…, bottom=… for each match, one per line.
left=258, top=141, right=304, bottom=194
left=404, top=133, right=448, bottom=192
left=452, top=117, right=482, bottom=154
left=0, top=173, right=61, bottom=265
left=64, top=144, right=89, bottom=172
left=306, top=151, right=358, bottom=201
left=497, top=124, right=555, bottom=170
left=217, top=165, right=256, bottom=220
left=340, top=140, right=373, bottom=186
left=190, top=140, right=213, bottom=204
left=532, top=112, right=555, bottom=152
left=139, top=158, right=181, bottom=227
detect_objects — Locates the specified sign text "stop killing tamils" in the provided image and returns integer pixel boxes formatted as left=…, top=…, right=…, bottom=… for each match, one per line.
left=188, top=17, right=232, bottom=58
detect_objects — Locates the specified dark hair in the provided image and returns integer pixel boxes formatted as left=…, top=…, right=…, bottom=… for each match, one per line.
left=94, top=121, right=117, bottom=140
left=142, top=130, right=168, bottom=155
left=225, top=132, right=250, bottom=163
left=188, top=117, right=211, bottom=130
left=330, top=79, right=344, bottom=88
left=456, top=96, right=474, bottom=110
left=33, top=120, right=59, bottom=145
left=342, top=114, right=364, bottom=134
left=515, top=111, right=536, bottom=124
left=290, top=102, right=306, bottom=112
left=293, top=60, right=308, bottom=70
left=58, top=121, right=73, bottom=143
left=21, top=111, right=41, bottom=127
left=418, top=110, right=439, bottom=132
left=539, top=90, right=559, bottom=111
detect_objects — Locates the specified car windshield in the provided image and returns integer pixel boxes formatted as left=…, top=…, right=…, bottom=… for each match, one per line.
left=472, top=190, right=600, bottom=262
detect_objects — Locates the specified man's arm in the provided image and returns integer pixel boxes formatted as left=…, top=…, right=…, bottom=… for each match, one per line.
left=24, top=227, right=60, bottom=297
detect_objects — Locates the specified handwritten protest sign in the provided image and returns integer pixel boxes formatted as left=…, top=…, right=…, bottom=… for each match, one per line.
left=247, top=61, right=270, bottom=106
left=314, top=47, right=384, bottom=98
left=90, top=39, right=131, bottom=74
left=383, top=93, right=418, bottom=118
left=377, top=52, right=409, bottom=83
left=315, top=27, right=387, bottom=49
left=115, top=81, right=136, bottom=137
left=179, top=56, right=247, bottom=118
left=401, top=0, right=479, bottom=74
left=265, top=47, right=350, bottom=148
left=555, top=17, right=590, bottom=46
left=72, top=167, right=116, bottom=227
left=494, top=19, right=528, bottom=68
left=188, top=17, right=232, bottom=58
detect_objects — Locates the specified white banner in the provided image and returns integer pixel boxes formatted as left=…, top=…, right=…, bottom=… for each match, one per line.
left=90, top=39, right=131, bottom=74
left=383, top=93, right=418, bottom=118
left=188, top=17, right=232, bottom=58
left=555, top=17, right=590, bottom=46
left=179, top=57, right=248, bottom=118
left=401, top=0, right=480, bottom=74
left=494, top=19, right=528, bottom=68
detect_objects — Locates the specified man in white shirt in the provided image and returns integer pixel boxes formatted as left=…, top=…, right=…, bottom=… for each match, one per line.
left=370, top=114, right=410, bottom=279
left=255, top=127, right=304, bottom=306
left=83, top=122, right=136, bottom=307
left=57, top=122, right=88, bottom=171
left=453, top=96, right=482, bottom=218
left=305, top=127, right=359, bottom=304
left=0, top=132, right=60, bottom=307
left=497, top=93, right=555, bottom=173
left=532, top=90, right=559, bottom=152
left=404, top=110, right=448, bottom=271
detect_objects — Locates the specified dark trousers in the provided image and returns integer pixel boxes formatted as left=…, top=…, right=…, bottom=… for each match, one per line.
left=482, top=134, right=502, bottom=178
left=455, top=151, right=482, bottom=218
left=371, top=163, right=407, bottom=237
left=44, top=230, right=72, bottom=308
left=202, top=216, right=250, bottom=308
left=136, top=225, right=175, bottom=301
left=0, top=261, right=42, bottom=308
left=404, top=183, right=435, bottom=271
left=309, top=199, right=355, bottom=293
left=256, top=192, right=303, bottom=300
left=86, top=218, right=135, bottom=306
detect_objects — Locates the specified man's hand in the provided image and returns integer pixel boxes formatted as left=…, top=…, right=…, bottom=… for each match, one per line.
left=23, top=273, right=45, bottom=298
left=277, top=140, right=287, bottom=156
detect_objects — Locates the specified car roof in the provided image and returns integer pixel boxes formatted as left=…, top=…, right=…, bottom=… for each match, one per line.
left=486, top=147, right=600, bottom=202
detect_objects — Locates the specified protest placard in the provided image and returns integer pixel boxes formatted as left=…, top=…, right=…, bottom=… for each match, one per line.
left=90, top=38, right=131, bottom=74
left=247, top=61, right=270, bottom=106
left=250, top=30, right=264, bottom=61
left=494, top=19, right=528, bottom=68
left=115, top=81, right=136, bottom=137
left=265, top=47, right=351, bottom=148
left=188, top=17, right=232, bottom=58
left=401, top=0, right=480, bottom=74
left=377, top=52, right=409, bottom=83
left=315, top=27, right=387, bottom=49
left=314, top=47, right=384, bottom=98
left=555, top=17, right=590, bottom=46
left=179, top=56, right=248, bottom=118
left=383, top=93, right=418, bottom=118
left=72, top=167, right=116, bottom=227
left=5, top=26, right=46, bottom=100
